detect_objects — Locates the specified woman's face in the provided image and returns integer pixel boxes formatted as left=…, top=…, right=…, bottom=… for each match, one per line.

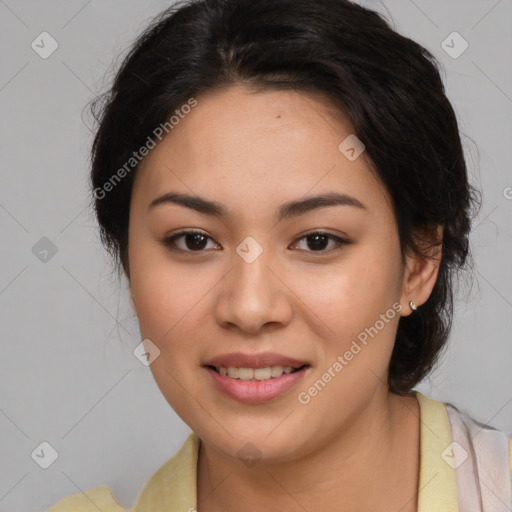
left=128, top=85, right=420, bottom=462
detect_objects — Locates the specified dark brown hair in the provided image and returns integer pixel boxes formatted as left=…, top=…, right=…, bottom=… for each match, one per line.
left=88, top=0, right=481, bottom=395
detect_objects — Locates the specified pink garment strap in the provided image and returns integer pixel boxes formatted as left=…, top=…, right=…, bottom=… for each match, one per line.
left=445, top=402, right=511, bottom=512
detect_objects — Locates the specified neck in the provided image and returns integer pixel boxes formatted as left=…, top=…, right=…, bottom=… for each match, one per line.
left=197, top=390, right=420, bottom=512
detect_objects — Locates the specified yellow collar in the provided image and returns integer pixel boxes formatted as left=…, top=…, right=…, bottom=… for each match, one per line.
left=416, top=390, right=459, bottom=512
left=131, top=390, right=459, bottom=512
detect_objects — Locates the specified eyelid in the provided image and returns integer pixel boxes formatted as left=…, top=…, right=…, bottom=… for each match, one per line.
left=290, top=230, right=350, bottom=253
left=162, top=229, right=350, bottom=254
left=163, top=228, right=218, bottom=252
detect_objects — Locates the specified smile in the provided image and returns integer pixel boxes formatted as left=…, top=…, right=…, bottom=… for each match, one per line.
left=209, top=365, right=307, bottom=380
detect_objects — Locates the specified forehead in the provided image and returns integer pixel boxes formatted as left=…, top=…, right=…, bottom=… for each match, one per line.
left=132, top=85, right=389, bottom=218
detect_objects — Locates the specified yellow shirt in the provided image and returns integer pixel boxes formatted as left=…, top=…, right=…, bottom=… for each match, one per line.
left=47, top=391, right=512, bottom=512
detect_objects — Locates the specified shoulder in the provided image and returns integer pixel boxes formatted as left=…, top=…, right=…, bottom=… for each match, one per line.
left=46, top=484, right=126, bottom=512
left=415, top=391, right=512, bottom=508
left=130, top=431, right=200, bottom=510
left=439, top=394, right=512, bottom=496
left=46, top=432, right=200, bottom=512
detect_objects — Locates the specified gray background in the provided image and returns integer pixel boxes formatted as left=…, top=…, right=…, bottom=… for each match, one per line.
left=0, top=1, right=510, bottom=510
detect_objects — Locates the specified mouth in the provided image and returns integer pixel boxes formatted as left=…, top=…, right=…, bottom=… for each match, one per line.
left=205, top=363, right=309, bottom=381
left=203, top=355, right=311, bottom=403
left=203, top=352, right=311, bottom=382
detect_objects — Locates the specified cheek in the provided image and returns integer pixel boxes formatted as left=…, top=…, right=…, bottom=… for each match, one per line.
left=288, top=243, right=403, bottom=402
left=128, top=247, right=209, bottom=417
left=292, top=248, right=402, bottom=336
left=128, top=233, right=209, bottom=341
left=291, top=264, right=403, bottom=427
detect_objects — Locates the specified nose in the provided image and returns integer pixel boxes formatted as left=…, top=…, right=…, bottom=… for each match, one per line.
left=213, top=244, right=293, bottom=334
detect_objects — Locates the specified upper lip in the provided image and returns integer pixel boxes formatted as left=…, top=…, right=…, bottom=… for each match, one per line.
left=203, top=352, right=309, bottom=369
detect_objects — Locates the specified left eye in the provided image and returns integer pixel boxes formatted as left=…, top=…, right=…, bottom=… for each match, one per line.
left=162, top=230, right=349, bottom=254
left=291, top=231, right=349, bottom=253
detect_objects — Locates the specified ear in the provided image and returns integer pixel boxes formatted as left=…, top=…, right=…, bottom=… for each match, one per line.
left=399, top=225, right=443, bottom=316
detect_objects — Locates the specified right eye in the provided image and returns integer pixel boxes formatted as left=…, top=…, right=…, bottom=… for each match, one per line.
left=162, top=229, right=220, bottom=253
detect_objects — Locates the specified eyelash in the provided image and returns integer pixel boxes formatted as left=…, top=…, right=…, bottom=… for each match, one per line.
left=162, top=229, right=350, bottom=255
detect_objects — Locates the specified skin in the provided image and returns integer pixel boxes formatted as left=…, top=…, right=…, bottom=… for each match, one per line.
left=127, top=84, right=442, bottom=511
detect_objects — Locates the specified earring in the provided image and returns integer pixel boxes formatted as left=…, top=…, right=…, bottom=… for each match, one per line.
left=409, top=300, right=418, bottom=311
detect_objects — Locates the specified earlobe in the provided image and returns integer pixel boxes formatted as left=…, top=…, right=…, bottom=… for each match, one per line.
left=400, top=261, right=440, bottom=316
left=399, top=225, right=443, bottom=316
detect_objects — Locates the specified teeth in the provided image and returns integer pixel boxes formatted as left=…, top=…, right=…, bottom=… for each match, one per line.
left=254, top=367, right=271, bottom=380
left=238, top=367, right=254, bottom=380
left=216, top=365, right=300, bottom=380
left=271, top=365, right=284, bottom=377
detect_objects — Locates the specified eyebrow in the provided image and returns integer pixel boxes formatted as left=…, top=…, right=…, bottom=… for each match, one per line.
left=148, top=191, right=367, bottom=222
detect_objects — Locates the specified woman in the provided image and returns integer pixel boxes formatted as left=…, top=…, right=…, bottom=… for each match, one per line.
left=48, top=0, right=512, bottom=510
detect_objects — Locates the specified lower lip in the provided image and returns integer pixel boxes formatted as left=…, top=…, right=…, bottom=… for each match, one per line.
left=204, top=366, right=309, bottom=404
